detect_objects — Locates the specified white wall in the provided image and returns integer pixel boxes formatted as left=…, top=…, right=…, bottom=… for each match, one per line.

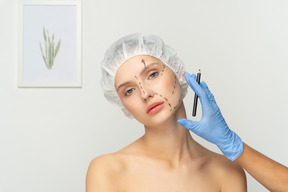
left=1, top=0, right=288, bottom=191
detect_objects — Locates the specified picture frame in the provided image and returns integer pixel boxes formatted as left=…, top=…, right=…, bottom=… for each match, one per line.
left=18, top=0, right=82, bottom=87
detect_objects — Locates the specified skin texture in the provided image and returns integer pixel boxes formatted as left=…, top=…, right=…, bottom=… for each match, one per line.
left=235, top=143, right=288, bottom=192
left=86, top=55, right=247, bottom=192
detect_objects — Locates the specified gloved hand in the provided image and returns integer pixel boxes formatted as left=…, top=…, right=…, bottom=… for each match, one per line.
left=177, top=72, right=243, bottom=161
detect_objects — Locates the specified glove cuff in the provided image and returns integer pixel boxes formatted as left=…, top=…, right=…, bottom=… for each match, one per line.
left=218, top=130, right=243, bottom=161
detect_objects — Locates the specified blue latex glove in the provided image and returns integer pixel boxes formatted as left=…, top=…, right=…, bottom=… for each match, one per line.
left=177, top=72, right=243, bottom=161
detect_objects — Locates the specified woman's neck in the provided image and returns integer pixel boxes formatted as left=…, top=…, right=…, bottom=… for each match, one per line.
left=140, top=103, right=196, bottom=167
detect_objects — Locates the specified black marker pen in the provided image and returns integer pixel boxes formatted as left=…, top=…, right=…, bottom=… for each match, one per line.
left=192, top=69, right=201, bottom=116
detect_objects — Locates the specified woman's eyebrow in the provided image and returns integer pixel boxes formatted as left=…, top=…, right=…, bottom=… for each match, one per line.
left=140, top=62, right=161, bottom=76
left=116, top=81, right=131, bottom=92
left=116, top=63, right=161, bottom=92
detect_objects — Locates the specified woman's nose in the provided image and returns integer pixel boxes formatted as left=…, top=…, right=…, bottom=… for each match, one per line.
left=140, top=85, right=154, bottom=101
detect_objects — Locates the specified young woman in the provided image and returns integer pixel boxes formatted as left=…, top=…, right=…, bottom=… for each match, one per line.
left=86, top=33, right=247, bottom=191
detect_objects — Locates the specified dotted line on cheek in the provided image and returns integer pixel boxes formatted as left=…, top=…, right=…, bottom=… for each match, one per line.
left=168, top=103, right=172, bottom=112
left=172, top=75, right=176, bottom=94
left=155, top=92, right=172, bottom=112
left=173, top=99, right=181, bottom=110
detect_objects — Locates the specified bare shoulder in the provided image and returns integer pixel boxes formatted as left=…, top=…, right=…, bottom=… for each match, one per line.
left=209, top=153, right=247, bottom=192
left=85, top=140, right=140, bottom=192
left=87, top=153, right=125, bottom=176
left=86, top=153, right=125, bottom=192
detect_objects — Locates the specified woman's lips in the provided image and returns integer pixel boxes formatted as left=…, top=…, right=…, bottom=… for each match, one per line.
left=146, top=101, right=164, bottom=115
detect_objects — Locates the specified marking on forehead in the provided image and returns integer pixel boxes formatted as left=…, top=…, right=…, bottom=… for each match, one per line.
left=141, top=59, right=146, bottom=68
left=140, top=62, right=161, bottom=76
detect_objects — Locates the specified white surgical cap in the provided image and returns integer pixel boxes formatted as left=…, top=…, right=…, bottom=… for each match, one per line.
left=101, top=33, right=188, bottom=118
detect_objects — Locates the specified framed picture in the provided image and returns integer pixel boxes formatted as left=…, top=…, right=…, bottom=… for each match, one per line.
left=18, top=0, right=82, bottom=87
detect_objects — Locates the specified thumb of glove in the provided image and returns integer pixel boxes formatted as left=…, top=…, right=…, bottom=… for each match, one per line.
left=177, top=118, right=200, bottom=134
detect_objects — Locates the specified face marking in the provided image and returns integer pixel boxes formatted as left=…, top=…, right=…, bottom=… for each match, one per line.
left=124, top=57, right=180, bottom=114
left=173, top=99, right=181, bottom=110
left=116, top=55, right=184, bottom=121
left=172, top=75, right=177, bottom=94
left=155, top=92, right=172, bottom=112
left=135, top=76, right=145, bottom=95
left=160, top=64, right=165, bottom=76
left=141, top=59, right=146, bottom=68
left=153, top=68, right=181, bottom=113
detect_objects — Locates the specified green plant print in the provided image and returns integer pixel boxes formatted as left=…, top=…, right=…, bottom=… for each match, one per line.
left=39, top=26, right=61, bottom=70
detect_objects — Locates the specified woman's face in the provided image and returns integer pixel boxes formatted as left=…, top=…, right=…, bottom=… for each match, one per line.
left=115, top=55, right=182, bottom=126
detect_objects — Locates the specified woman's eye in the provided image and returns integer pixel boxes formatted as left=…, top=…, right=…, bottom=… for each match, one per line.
left=149, top=72, right=158, bottom=79
left=125, top=88, right=135, bottom=96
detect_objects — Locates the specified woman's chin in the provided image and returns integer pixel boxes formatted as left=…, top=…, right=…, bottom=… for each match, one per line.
left=141, top=111, right=176, bottom=128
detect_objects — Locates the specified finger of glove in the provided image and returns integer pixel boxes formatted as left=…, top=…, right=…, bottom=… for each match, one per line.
left=185, top=72, right=205, bottom=98
left=201, top=82, right=216, bottom=101
left=196, top=81, right=212, bottom=111
left=177, top=118, right=203, bottom=136
left=200, top=81, right=219, bottom=111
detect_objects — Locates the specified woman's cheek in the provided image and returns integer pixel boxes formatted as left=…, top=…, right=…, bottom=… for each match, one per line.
left=122, top=98, right=133, bottom=112
left=122, top=96, right=141, bottom=116
left=164, top=76, right=177, bottom=95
